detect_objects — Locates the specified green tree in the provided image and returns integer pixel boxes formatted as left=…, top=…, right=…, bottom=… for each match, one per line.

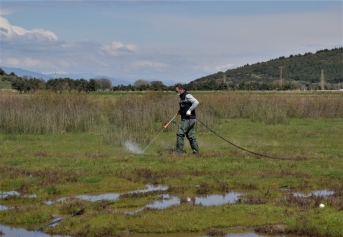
left=96, top=78, right=112, bottom=91
left=0, top=68, right=6, bottom=76
left=74, top=79, right=89, bottom=93
left=150, top=81, right=167, bottom=91
left=46, top=79, right=58, bottom=92
left=11, top=77, right=30, bottom=93
left=28, top=77, right=46, bottom=92
left=87, top=79, right=100, bottom=93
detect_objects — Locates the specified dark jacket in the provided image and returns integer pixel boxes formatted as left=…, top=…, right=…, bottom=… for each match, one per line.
left=179, top=91, right=199, bottom=119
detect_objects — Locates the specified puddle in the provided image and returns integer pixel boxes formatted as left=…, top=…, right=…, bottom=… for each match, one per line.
left=148, top=192, right=241, bottom=209
left=0, top=190, right=36, bottom=199
left=146, top=194, right=180, bottom=209
left=125, top=192, right=242, bottom=214
left=50, top=192, right=120, bottom=204
left=3, top=185, right=239, bottom=212
left=71, top=193, right=121, bottom=202
left=130, top=184, right=169, bottom=193
left=0, top=185, right=300, bottom=237
left=195, top=192, right=241, bottom=206
left=0, top=191, right=19, bottom=198
left=1, top=187, right=241, bottom=213
left=0, top=223, right=70, bottom=237
left=48, top=184, right=168, bottom=204
left=293, top=190, right=334, bottom=197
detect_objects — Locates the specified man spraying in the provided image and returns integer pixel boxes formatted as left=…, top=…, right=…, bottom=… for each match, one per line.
left=175, top=84, right=199, bottom=154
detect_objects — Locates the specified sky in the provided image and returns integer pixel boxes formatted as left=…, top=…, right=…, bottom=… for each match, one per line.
left=0, top=0, right=342, bottom=84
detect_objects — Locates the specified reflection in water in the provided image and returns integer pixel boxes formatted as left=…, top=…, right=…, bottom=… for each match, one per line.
left=0, top=191, right=20, bottom=198
left=147, top=192, right=241, bottom=209
left=48, top=184, right=168, bottom=204
left=0, top=224, right=70, bottom=237
left=125, top=192, right=241, bottom=214
left=0, top=191, right=36, bottom=199
left=0, top=185, right=307, bottom=237
left=293, top=190, right=334, bottom=197
left=195, top=192, right=241, bottom=206
left=130, top=184, right=169, bottom=193
left=146, top=194, right=180, bottom=209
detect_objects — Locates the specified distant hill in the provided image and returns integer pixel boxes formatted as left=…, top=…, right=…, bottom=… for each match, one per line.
left=0, top=66, right=132, bottom=86
left=0, top=66, right=178, bottom=86
left=1, top=66, right=51, bottom=80
left=193, top=47, right=343, bottom=86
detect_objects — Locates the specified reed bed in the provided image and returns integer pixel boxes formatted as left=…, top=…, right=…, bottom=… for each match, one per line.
left=0, top=93, right=102, bottom=134
left=0, top=91, right=342, bottom=145
left=200, top=93, right=343, bottom=124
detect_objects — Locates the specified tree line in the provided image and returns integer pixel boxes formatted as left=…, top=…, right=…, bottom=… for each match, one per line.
left=0, top=67, right=331, bottom=93
left=11, top=76, right=101, bottom=93
left=109, top=79, right=298, bottom=91
left=1, top=46, right=342, bottom=93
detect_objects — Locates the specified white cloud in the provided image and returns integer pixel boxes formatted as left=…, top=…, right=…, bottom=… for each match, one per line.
left=23, top=58, right=45, bottom=67
left=134, top=60, right=169, bottom=69
left=135, top=61, right=153, bottom=67
left=0, top=16, right=58, bottom=42
left=101, top=41, right=137, bottom=56
left=4, top=58, right=20, bottom=66
left=202, top=65, right=213, bottom=73
left=3, top=57, right=51, bottom=68
left=42, top=70, right=68, bottom=75
left=215, top=63, right=235, bottom=72
left=0, top=4, right=341, bottom=83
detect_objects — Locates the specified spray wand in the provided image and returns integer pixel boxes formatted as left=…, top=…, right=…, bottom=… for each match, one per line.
left=142, top=112, right=178, bottom=153
left=163, top=113, right=178, bottom=129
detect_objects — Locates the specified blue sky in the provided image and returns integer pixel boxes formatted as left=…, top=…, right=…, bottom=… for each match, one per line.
left=1, top=1, right=342, bottom=83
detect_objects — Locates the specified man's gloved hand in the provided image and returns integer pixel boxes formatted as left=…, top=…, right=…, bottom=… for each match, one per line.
left=186, top=110, right=191, bottom=116
left=177, top=111, right=181, bottom=115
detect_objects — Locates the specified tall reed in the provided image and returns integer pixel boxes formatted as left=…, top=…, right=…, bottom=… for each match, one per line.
left=200, top=92, right=343, bottom=124
left=1, top=91, right=342, bottom=146
left=100, top=92, right=216, bottom=146
left=0, top=93, right=103, bottom=134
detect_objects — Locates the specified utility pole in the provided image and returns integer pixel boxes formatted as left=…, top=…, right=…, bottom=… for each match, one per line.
left=320, top=69, right=325, bottom=90
left=279, top=66, right=284, bottom=87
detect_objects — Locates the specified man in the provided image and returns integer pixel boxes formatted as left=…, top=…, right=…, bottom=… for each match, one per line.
left=175, top=84, right=199, bottom=154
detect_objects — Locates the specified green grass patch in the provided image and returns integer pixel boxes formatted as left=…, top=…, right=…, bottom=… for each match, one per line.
left=0, top=92, right=342, bottom=236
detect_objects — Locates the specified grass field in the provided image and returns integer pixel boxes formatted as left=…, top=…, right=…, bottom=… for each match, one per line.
left=0, top=90, right=342, bottom=237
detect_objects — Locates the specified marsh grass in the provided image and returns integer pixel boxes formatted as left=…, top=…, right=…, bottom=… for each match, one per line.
left=0, top=93, right=102, bottom=134
left=1, top=91, right=343, bottom=237
left=1, top=91, right=342, bottom=146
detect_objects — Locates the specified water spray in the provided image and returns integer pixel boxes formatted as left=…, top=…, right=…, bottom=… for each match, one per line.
left=142, top=113, right=178, bottom=153
left=124, top=141, right=144, bottom=154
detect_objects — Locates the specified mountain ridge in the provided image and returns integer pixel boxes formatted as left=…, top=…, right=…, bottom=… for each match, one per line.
left=192, top=47, right=343, bottom=86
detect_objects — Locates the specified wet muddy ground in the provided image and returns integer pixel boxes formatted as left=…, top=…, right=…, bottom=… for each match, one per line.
left=1, top=184, right=333, bottom=237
